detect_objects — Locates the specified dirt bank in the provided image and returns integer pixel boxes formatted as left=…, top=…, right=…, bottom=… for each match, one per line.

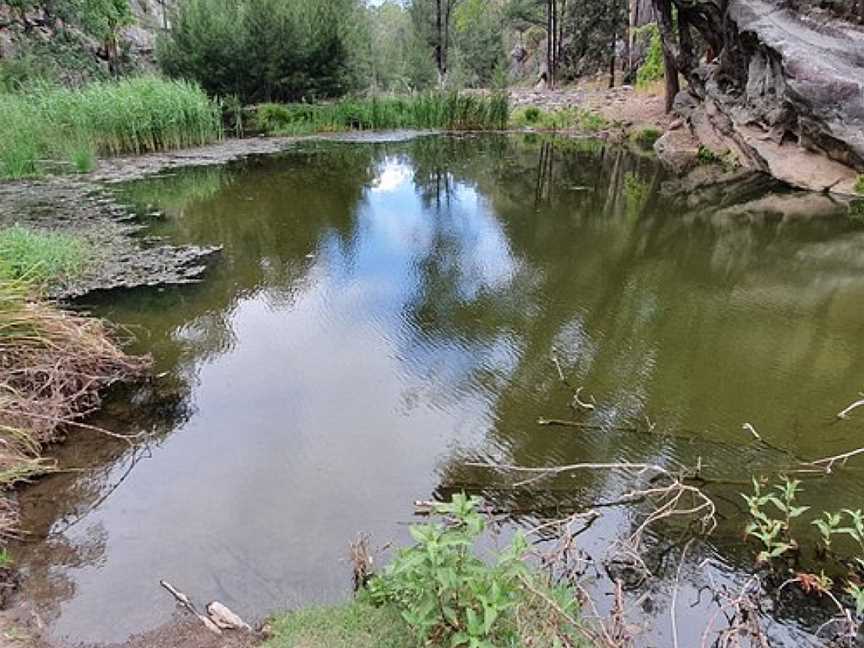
left=509, top=82, right=672, bottom=138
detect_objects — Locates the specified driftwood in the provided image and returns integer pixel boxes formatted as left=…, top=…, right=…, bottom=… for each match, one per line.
left=160, top=580, right=222, bottom=635
left=206, top=601, right=252, bottom=631
left=836, top=395, right=864, bottom=420
left=160, top=581, right=252, bottom=635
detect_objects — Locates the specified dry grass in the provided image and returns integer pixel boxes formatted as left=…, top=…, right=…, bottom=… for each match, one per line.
left=0, top=278, right=149, bottom=540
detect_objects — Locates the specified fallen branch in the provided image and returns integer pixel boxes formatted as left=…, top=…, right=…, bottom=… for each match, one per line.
left=804, top=446, right=864, bottom=473
left=837, top=395, right=864, bottom=420
left=159, top=580, right=222, bottom=635
left=537, top=417, right=638, bottom=432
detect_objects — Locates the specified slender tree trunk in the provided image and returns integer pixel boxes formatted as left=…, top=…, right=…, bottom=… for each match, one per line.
left=608, top=32, right=616, bottom=88
left=435, top=0, right=445, bottom=86
left=652, top=0, right=679, bottom=113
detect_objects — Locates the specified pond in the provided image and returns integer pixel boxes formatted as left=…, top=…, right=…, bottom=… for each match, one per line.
left=12, top=134, right=864, bottom=646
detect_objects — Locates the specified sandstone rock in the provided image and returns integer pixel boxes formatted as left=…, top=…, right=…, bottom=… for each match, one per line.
left=662, top=0, right=864, bottom=195
left=653, top=129, right=701, bottom=175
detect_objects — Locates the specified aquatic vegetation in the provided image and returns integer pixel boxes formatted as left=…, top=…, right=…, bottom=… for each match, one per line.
left=256, top=92, right=509, bottom=135
left=0, top=276, right=148, bottom=541
left=0, top=76, right=222, bottom=178
left=743, top=477, right=809, bottom=563
left=0, top=226, right=90, bottom=286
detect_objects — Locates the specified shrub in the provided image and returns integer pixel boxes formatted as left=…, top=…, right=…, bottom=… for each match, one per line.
left=632, top=127, right=662, bottom=148
left=157, top=0, right=365, bottom=104
left=0, top=76, right=222, bottom=178
left=635, top=24, right=664, bottom=89
left=367, top=494, right=584, bottom=647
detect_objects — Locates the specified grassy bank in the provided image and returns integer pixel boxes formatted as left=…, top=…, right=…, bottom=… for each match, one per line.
left=0, top=76, right=223, bottom=179
left=264, top=496, right=592, bottom=648
left=0, top=246, right=148, bottom=542
left=256, top=92, right=510, bottom=135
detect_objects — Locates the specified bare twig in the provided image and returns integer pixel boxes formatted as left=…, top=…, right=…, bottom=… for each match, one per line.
left=804, top=446, right=864, bottom=473
left=836, top=394, right=864, bottom=420
left=671, top=539, right=694, bottom=648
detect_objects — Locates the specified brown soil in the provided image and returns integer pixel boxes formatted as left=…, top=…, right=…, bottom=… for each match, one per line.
left=0, top=604, right=263, bottom=648
left=509, top=80, right=671, bottom=135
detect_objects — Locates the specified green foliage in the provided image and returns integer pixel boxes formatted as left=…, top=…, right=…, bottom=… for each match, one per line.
left=635, top=25, right=665, bottom=88
left=0, top=76, right=222, bottom=178
left=256, top=93, right=510, bottom=135
left=511, top=106, right=607, bottom=132
left=697, top=145, right=722, bottom=165
left=742, top=477, right=809, bottom=563
left=855, top=175, right=864, bottom=195
left=0, top=548, right=10, bottom=567
left=367, top=494, right=584, bottom=647
left=0, top=226, right=90, bottom=285
left=157, top=0, right=365, bottom=104
left=631, top=127, right=662, bottom=149
left=451, top=0, right=507, bottom=88
left=624, top=172, right=651, bottom=218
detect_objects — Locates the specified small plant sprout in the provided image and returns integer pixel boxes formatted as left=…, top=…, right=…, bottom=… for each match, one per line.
left=813, top=512, right=843, bottom=550
left=742, top=477, right=808, bottom=563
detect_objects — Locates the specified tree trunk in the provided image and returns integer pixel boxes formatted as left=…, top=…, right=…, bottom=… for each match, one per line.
left=652, top=0, right=679, bottom=113
left=435, top=0, right=445, bottom=87
left=608, top=33, right=616, bottom=88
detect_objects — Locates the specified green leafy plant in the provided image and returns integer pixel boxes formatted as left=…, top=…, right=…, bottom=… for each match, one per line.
left=697, top=145, right=722, bottom=165
left=367, top=494, right=582, bottom=647
left=854, top=175, right=864, bottom=196
left=742, top=477, right=809, bottom=563
left=631, top=127, right=662, bottom=148
left=847, top=583, right=864, bottom=616
left=635, top=24, right=664, bottom=88
left=813, top=512, right=843, bottom=551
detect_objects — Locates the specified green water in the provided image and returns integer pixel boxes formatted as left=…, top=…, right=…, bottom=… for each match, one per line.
left=13, top=134, right=864, bottom=645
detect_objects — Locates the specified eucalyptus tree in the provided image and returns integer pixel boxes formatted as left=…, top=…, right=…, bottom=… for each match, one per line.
left=409, top=0, right=464, bottom=86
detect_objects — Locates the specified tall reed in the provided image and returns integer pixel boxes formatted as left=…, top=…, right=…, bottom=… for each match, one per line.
left=0, top=76, right=223, bottom=178
left=256, top=92, right=510, bottom=135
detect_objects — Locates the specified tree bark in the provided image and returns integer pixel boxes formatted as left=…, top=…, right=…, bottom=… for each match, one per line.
left=652, top=0, right=679, bottom=113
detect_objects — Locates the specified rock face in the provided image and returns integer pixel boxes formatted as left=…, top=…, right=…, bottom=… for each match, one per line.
left=657, top=0, right=864, bottom=195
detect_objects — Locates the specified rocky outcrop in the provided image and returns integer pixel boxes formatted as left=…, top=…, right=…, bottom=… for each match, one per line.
left=654, top=0, right=864, bottom=195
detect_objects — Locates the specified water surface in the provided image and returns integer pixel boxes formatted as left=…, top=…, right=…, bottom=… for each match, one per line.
left=13, top=134, right=864, bottom=645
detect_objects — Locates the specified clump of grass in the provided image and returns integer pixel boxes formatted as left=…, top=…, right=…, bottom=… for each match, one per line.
left=256, top=92, right=510, bottom=135
left=0, top=226, right=90, bottom=286
left=512, top=105, right=608, bottom=132
left=0, top=276, right=149, bottom=541
left=0, top=76, right=222, bottom=179
left=265, top=600, right=412, bottom=648
left=631, top=126, right=662, bottom=148
left=697, top=145, right=722, bottom=165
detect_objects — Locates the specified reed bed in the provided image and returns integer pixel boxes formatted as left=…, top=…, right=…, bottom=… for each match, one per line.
left=0, top=278, right=149, bottom=540
left=0, top=76, right=223, bottom=178
left=256, top=92, right=510, bottom=135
